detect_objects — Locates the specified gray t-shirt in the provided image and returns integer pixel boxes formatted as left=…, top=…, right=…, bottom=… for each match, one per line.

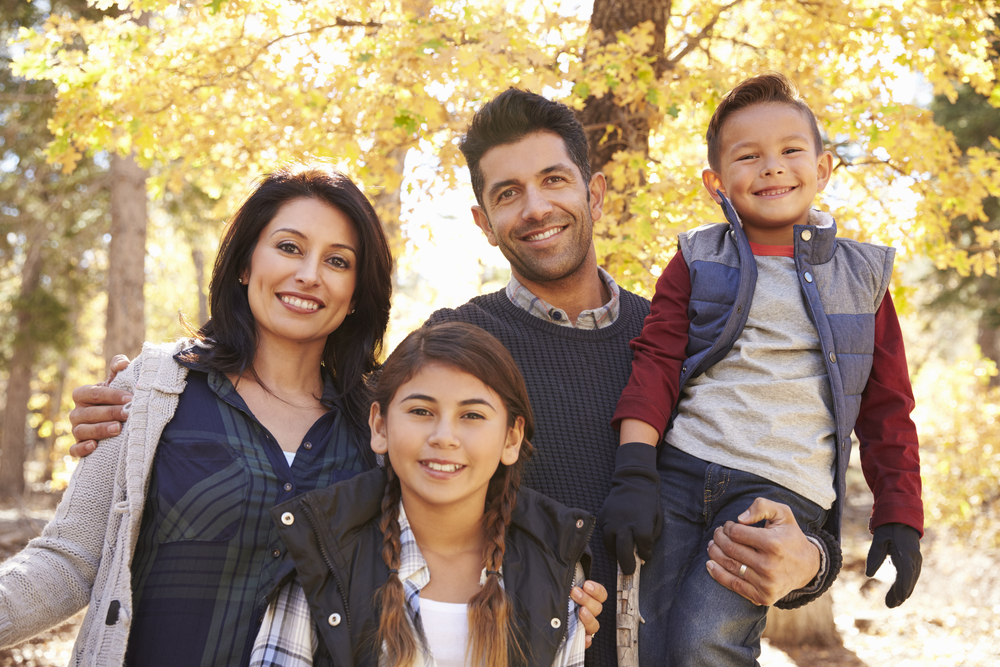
left=666, top=253, right=837, bottom=509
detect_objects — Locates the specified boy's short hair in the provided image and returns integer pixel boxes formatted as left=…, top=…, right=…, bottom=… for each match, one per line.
left=706, top=73, right=824, bottom=171
left=460, top=88, right=592, bottom=208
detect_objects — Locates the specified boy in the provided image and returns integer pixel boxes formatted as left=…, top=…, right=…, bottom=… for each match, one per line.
left=598, top=73, right=924, bottom=666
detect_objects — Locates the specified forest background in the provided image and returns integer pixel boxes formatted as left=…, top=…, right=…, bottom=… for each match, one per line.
left=0, top=0, right=998, bottom=663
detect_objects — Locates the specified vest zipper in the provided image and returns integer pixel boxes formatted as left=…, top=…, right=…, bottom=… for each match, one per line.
left=301, top=501, right=353, bottom=636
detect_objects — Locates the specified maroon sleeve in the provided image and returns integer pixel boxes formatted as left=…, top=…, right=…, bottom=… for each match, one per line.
left=611, top=251, right=692, bottom=437
left=855, top=292, right=924, bottom=535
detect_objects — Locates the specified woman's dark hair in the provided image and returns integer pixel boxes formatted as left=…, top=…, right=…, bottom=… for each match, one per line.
left=372, top=322, right=534, bottom=667
left=193, top=163, right=392, bottom=436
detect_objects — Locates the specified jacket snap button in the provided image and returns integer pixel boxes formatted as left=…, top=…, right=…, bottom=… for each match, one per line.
left=575, top=519, right=584, bottom=529
left=801, top=229, right=812, bottom=241
left=550, top=617, right=561, bottom=629
left=829, top=352, right=837, bottom=363
left=280, top=512, right=295, bottom=526
left=328, top=613, right=341, bottom=626
left=804, top=272, right=813, bottom=283
left=284, top=483, right=293, bottom=492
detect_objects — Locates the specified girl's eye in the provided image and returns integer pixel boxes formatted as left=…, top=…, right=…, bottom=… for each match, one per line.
left=462, top=411, right=486, bottom=420
left=408, top=407, right=432, bottom=416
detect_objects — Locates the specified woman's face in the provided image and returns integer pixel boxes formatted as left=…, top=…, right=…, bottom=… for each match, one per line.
left=242, top=197, right=359, bottom=352
left=369, top=363, right=524, bottom=516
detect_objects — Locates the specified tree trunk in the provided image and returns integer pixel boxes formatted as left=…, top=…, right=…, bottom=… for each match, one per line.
left=192, top=247, right=209, bottom=327
left=580, top=0, right=670, bottom=175
left=0, top=221, right=46, bottom=501
left=762, top=591, right=840, bottom=648
left=371, top=144, right=409, bottom=290
left=105, top=152, right=148, bottom=369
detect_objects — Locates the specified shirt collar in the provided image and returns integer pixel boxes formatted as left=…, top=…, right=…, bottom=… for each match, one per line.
left=504, top=267, right=621, bottom=329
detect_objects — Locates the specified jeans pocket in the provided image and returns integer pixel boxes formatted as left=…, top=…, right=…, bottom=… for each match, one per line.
left=154, top=441, right=249, bottom=543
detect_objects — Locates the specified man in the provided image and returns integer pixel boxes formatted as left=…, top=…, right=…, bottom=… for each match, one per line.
left=71, top=89, right=831, bottom=666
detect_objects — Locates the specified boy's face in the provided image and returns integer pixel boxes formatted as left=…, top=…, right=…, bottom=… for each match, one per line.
left=702, top=102, right=833, bottom=245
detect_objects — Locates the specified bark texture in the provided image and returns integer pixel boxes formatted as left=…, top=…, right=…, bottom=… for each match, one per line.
left=105, top=152, right=148, bottom=369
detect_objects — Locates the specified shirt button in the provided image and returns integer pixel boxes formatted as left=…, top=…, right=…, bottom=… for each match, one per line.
left=303, top=442, right=312, bottom=450
left=804, top=272, right=814, bottom=283
left=284, top=483, right=293, bottom=492
left=550, top=617, right=561, bottom=629
left=551, top=311, right=562, bottom=320
left=801, top=229, right=813, bottom=241
left=280, top=512, right=295, bottom=526
left=272, top=549, right=281, bottom=558
left=328, top=613, right=342, bottom=626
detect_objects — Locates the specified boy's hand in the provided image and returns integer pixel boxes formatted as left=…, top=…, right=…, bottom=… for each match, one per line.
left=866, top=523, right=921, bottom=608
left=597, top=442, right=662, bottom=575
left=705, top=497, right=821, bottom=606
left=571, top=579, right=607, bottom=648
left=68, top=354, right=133, bottom=457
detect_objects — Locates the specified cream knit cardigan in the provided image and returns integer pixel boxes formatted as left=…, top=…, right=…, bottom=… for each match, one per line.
left=0, top=340, right=190, bottom=665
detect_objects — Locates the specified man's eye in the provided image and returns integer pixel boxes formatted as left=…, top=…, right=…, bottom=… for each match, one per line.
left=498, top=189, right=515, bottom=200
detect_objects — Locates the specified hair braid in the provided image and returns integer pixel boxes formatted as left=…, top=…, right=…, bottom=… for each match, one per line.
left=466, top=464, right=525, bottom=667
left=375, top=465, right=419, bottom=667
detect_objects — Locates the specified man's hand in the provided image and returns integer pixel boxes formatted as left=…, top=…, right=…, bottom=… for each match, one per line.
left=705, top=497, right=821, bottom=606
left=68, top=355, right=132, bottom=457
left=866, top=523, right=921, bottom=608
left=597, top=442, right=662, bottom=576
left=571, top=579, right=607, bottom=648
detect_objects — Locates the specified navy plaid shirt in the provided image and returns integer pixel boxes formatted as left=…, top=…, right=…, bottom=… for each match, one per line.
left=124, top=352, right=370, bottom=667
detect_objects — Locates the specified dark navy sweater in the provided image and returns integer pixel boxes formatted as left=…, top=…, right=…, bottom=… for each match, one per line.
left=428, top=287, right=651, bottom=667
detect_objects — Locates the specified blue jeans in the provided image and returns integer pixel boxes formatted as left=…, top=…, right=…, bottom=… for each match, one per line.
left=637, top=446, right=827, bottom=667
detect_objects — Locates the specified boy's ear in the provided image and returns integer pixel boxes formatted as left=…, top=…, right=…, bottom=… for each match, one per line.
left=500, top=416, right=525, bottom=466
left=702, top=169, right=725, bottom=204
left=815, top=150, right=834, bottom=193
left=588, top=172, right=607, bottom=222
left=369, top=402, right=388, bottom=455
left=471, top=206, right=498, bottom=247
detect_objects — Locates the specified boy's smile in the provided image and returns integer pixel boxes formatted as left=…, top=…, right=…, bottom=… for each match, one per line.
left=702, top=103, right=833, bottom=245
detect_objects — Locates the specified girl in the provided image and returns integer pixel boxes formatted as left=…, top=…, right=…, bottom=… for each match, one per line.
left=0, top=164, right=393, bottom=665
left=252, top=322, right=593, bottom=667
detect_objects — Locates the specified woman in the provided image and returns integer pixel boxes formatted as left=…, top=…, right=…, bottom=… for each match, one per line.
left=0, top=164, right=393, bottom=666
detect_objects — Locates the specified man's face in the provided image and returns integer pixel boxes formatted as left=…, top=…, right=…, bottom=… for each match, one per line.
left=471, top=131, right=605, bottom=285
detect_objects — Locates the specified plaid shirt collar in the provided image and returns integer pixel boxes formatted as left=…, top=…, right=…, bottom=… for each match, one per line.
left=505, top=267, right=620, bottom=329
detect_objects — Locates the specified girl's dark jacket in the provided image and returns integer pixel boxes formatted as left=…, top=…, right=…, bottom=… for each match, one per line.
left=269, top=468, right=594, bottom=667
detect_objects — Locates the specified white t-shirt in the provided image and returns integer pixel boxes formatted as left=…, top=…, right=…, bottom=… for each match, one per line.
left=419, top=598, right=469, bottom=667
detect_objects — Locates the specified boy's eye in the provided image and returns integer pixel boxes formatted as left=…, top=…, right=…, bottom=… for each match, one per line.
left=736, top=154, right=758, bottom=161
left=784, top=147, right=804, bottom=155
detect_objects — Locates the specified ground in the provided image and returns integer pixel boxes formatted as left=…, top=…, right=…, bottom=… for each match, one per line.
left=1, top=458, right=998, bottom=666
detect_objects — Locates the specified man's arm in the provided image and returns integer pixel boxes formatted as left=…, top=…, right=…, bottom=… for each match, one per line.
left=68, top=355, right=132, bottom=457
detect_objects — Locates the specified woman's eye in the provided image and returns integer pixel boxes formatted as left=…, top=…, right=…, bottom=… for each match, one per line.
left=277, top=241, right=300, bottom=254
left=327, top=256, right=350, bottom=269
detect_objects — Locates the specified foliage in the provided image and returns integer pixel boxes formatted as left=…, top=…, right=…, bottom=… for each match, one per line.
left=9, top=0, right=1000, bottom=297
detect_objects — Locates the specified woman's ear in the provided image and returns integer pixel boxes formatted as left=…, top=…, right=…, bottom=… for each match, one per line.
left=369, top=402, right=388, bottom=455
left=500, top=416, right=525, bottom=466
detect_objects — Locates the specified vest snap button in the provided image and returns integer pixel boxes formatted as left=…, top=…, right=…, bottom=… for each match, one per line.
left=280, top=512, right=295, bottom=526
left=804, top=272, right=813, bottom=283
left=550, top=617, right=561, bottom=628
left=576, top=519, right=584, bottom=529
left=801, top=229, right=813, bottom=241
left=328, top=613, right=341, bottom=626
left=829, top=352, right=837, bottom=363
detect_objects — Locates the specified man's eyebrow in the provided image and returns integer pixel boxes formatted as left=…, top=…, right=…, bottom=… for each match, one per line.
left=486, top=162, right=576, bottom=200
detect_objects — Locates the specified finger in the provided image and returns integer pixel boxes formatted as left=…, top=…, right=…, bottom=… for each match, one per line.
left=69, top=402, right=130, bottom=428
left=616, top=531, right=637, bottom=576
left=583, top=579, right=608, bottom=603
left=736, top=497, right=795, bottom=527
left=106, top=355, right=131, bottom=384
left=886, top=548, right=921, bottom=608
left=585, top=634, right=592, bottom=649
left=68, top=440, right=97, bottom=458
left=572, top=590, right=600, bottom=636
left=71, top=385, right=133, bottom=411
left=711, top=525, right=763, bottom=568
left=708, top=534, right=756, bottom=575
left=705, top=560, right=766, bottom=606
left=866, top=538, right=889, bottom=577
left=71, top=418, right=123, bottom=444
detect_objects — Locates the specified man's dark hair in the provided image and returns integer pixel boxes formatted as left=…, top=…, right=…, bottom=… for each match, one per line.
left=706, top=73, right=825, bottom=172
left=460, top=88, right=591, bottom=208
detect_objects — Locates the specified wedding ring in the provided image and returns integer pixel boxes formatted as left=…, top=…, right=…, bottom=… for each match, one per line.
left=739, top=563, right=748, bottom=578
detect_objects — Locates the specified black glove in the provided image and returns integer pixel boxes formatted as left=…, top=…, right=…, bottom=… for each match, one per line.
left=866, top=523, right=922, bottom=608
left=597, top=442, right=662, bottom=576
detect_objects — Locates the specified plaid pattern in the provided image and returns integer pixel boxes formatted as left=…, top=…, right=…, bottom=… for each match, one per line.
left=506, top=267, right=620, bottom=329
left=251, top=504, right=586, bottom=667
left=125, top=356, right=369, bottom=667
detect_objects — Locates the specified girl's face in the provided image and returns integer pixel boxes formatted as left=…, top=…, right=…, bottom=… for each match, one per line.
left=370, top=362, right=524, bottom=514
left=242, top=197, right=358, bottom=351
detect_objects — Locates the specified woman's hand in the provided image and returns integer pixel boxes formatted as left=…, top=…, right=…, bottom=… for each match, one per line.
left=68, top=355, right=133, bottom=457
left=571, top=579, right=607, bottom=648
